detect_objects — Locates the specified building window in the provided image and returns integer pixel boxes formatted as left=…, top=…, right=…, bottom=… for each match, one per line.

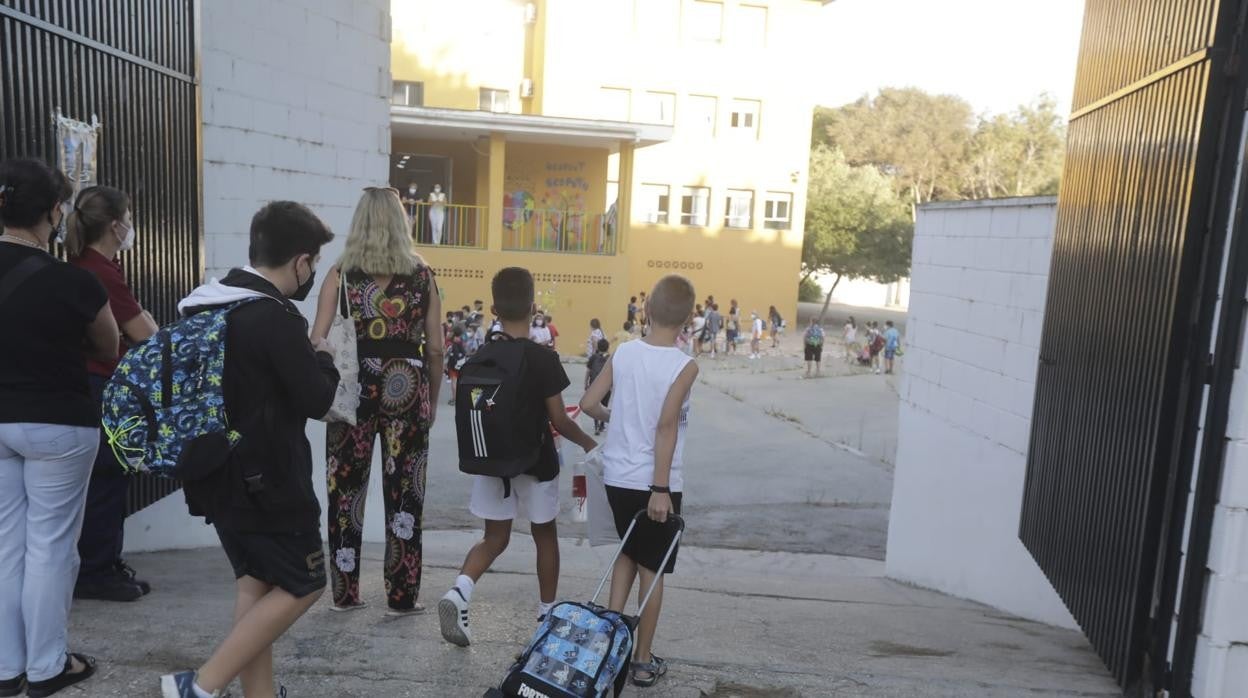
left=642, top=91, right=676, bottom=125
left=729, top=99, right=760, bottom=137
left=640, top=184, right=670, bottom=224
left=636, top=0, right=679, bottom=43
left=688, top=0, right=724, bottom=42
left=600, top=87, right=631, bottom=121
left=734, top=4, right=767, bottom=46
left=392, top=81, right=424, bottom=107
left=680, top=186, right=711, bottom=226
left=725, top=189, right=753, bottom=228
left=479, top=88, right=511, bottom=113
left=685, top=95, right=717, bottom=137
left=764, top=192, right=792, bottom=230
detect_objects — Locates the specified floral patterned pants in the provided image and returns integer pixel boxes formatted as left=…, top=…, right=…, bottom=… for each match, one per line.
left=326, top=396, right=429, bottom=610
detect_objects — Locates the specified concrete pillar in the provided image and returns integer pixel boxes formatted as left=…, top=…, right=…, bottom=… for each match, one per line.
left=486, top=132, right=506, bottom=252
left=616, top=140, right=636, bottom=253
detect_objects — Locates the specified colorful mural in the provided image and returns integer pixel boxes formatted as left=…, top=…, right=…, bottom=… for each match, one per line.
left=503, top=146, right=607, bottom=252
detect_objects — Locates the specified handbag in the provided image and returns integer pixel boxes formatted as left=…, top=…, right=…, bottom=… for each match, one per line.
left=581, top=446, right=620, bottom=547
left=319, top=274, right=360, bottom=426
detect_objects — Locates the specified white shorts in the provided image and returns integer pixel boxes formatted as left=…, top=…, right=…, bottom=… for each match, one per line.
left=469, top=474, right=560, bottom=524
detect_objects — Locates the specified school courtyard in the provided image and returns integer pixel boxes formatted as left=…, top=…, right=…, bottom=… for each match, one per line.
left=68, top=310, right=1118, bottom=697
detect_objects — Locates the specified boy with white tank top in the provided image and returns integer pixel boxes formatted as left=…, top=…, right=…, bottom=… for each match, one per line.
left=580, top=274, right=699, bottom=689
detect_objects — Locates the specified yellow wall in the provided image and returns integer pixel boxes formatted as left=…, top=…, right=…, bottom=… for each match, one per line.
left=416, top=246, right=631, bottom=357
left=390, top=0, right=528, bottom=112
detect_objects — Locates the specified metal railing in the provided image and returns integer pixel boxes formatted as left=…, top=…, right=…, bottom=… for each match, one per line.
left=503, top=207, right=618, bottom=255
left=409, top=202, right=486, bottom=249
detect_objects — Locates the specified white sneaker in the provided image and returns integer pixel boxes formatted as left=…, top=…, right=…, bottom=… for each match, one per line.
left=438, top=587, right=472, bottom=647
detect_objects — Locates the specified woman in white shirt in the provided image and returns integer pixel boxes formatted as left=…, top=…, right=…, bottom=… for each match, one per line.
left=529, top=314, right=553, bottom=347
left=690, top=311, right=706, bottom=357
left=843, top=316, right=858, bottom=363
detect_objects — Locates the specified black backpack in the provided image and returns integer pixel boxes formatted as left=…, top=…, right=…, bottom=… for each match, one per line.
left=455, top=333, right=548, bottom=488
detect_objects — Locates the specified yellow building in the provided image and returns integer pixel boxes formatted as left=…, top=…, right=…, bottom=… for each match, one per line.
left=390, top=0, right=823, bottom=348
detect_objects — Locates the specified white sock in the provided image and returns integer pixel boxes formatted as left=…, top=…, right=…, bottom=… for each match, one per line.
left=192, top=682, right=214, bottom=698
left=455, top=575, right=475, bottom=602
left=538, top=601, right=554, bottom=618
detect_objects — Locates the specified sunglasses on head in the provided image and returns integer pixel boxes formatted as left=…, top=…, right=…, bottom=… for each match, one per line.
left=364, top=186, right=400, bottom=196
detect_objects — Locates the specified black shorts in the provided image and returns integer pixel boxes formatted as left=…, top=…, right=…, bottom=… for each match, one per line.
left=605, top=486, right=683, bottom=574
left=216, top=526, right=327, bottom=598
left=804, top=344, right=824, bottom=361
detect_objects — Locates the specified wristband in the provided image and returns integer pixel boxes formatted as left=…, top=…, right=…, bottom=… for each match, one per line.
left=649, top=485, right=671, bottom=494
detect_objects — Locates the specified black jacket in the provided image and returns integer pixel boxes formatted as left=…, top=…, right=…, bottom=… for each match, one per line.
left=181, top=269, right=338, bottom=533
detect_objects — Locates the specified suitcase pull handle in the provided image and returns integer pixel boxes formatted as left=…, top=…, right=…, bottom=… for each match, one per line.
left=590, top=510, right=685, bottom=615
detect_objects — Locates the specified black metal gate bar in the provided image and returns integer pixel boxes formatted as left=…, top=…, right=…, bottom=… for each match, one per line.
left=1019, top=0, right=1242, bottom=688
left=0, top=0, right=201, bottom=515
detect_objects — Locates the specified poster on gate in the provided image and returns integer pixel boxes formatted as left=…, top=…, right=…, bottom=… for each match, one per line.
left=55, top=111, right=101, bottom=197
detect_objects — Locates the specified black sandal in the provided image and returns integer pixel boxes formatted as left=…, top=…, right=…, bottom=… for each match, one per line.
left=26, top=653, right=96, bottom=698
left=0, top=674, right=25, bottom=698
left=630, top=654, right=668, bottom=688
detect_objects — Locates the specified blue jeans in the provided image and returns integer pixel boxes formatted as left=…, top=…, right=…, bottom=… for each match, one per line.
left=0, top=422, right=97, bottom=681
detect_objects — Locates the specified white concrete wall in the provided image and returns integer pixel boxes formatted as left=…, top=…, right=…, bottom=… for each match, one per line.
left=126, top=0, right=393, bottom=551
left=885, top=196, right=1078, bottom=628
left=1192, top=294, right=1248, bottom=696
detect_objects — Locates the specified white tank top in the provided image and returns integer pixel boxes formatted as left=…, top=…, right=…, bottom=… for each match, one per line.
left=601, top=339, right=694, bottom=492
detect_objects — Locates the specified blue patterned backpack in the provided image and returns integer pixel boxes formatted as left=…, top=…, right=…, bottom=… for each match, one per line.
left=488, top=513, right=685, bottom=698
left=498, top=602, right=634, bottom=698
left=101, top=299, right=262, bottom=478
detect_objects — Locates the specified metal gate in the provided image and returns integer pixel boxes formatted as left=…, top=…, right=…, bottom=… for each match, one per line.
left=0, top=0, right=201, bottom=513
left=1018, top=0, right=1246, bottom=689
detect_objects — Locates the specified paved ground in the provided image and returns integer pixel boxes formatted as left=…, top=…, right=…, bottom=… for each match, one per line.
left=424, top=328, right=898, bottom=560
left=63, top=303, right=1122, bottom=696
left=71, top=532, right=1119, bottom=697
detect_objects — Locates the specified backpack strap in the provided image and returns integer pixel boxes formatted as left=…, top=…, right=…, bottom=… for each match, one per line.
left=0, top=253, right=52, bottom=308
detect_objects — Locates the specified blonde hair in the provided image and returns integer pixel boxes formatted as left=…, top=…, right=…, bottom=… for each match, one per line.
left=648, top=274, right=696, bottom=328
left=337, top=188, right=424, bottom=275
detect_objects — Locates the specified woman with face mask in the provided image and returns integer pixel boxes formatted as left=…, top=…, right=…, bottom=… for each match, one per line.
left=529, top=312, right=553, bottom=348
left=65, top=185, right=160, bottom=604
left=0, top=158, right=119, bottom=697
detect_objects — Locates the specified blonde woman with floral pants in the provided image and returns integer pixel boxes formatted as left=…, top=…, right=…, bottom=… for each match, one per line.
left=312, top=188, right=444, bottom=615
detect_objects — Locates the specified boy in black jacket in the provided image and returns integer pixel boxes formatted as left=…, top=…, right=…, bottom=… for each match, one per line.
left=162, top=202, right=338, bottom=698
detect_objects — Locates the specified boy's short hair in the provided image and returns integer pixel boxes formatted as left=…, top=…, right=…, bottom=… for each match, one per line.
left=249, top=201, right=334, bottom=267
left=596, top=338, right=610, bottom=353
left=492, top=267, right=535, bottom=321
left=648, top=275, right=696, bottom=329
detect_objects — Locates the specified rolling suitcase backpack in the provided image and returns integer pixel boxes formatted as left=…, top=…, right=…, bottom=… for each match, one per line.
left=485, top=512, right=686, bottom=698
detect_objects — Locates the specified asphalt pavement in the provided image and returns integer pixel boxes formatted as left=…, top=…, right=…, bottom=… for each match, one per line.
left=64, top=314, right=1123, bottom=696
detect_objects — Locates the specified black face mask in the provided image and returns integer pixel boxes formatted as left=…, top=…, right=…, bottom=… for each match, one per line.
left=290, top=259, right=316, bottom=301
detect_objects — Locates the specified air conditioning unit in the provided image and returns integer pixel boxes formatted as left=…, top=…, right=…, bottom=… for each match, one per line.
left=524, top=3, right=538, bottom=24
left=520, top=78, right=535, bottom=99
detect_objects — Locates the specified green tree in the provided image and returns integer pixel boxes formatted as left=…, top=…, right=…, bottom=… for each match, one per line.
left=814, top=87, right=976, bottom=207
left=802, top=146, right=913, bottom=322
left=966, top=94, right=1065, bottom=198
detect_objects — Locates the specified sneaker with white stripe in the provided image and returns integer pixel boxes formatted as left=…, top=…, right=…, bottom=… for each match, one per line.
left=438, top=587, right=472, bottom=647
